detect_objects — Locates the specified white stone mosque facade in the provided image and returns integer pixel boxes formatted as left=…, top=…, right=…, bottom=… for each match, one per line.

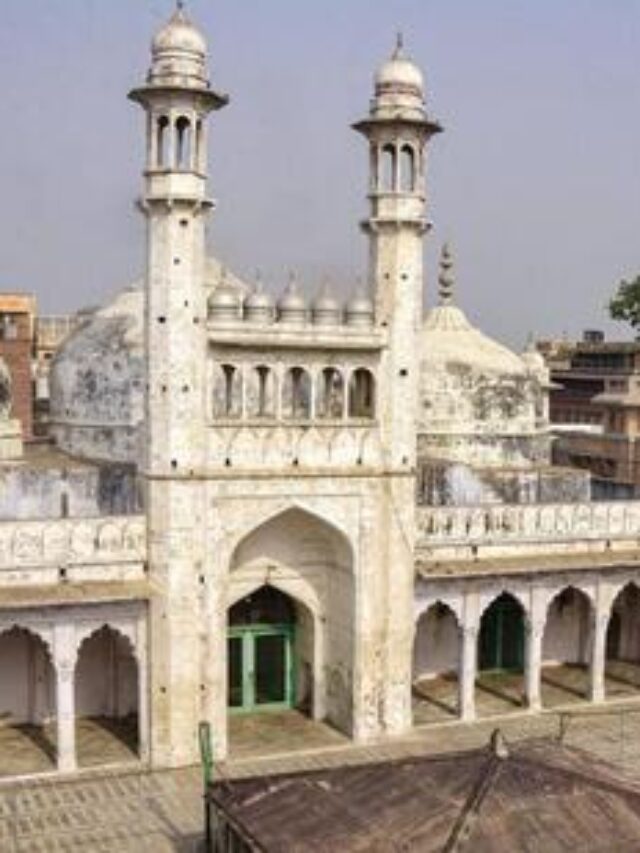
left=1, top=6, right=640, bottom=777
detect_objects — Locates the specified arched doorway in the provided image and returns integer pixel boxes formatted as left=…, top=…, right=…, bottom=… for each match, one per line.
left=605, top=584, right=640, bottom=700
left=228, top=587, right=297, bottom=712
left=75, top=626, right=139, bottom=766
left=228, top=507, right=353, bottom=736
left=476, top=593, right=526, bottom=715
left=0, top=627, right=55, bottom=776
left=541, top=586, right=592, bottom=708
left=479, top=593, right=524, bottom=672
left=412, top=602, right=459, bottom=724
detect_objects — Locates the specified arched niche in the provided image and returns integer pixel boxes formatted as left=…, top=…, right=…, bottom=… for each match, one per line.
left=75, top=625, right=139, bottom=765
left=229, top=507, right=354, bottom=734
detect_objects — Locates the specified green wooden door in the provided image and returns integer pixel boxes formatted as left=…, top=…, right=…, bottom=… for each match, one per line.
left=479, top=595, right=524, bottom=672
left=227, top=625, right=294, bottom=712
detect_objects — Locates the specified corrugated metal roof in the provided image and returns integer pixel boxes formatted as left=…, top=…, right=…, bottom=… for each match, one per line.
left=209, top=736, right=640, bottom=851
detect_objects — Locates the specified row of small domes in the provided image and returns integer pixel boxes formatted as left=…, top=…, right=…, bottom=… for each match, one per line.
left=209, top=280, right=375, bottom=327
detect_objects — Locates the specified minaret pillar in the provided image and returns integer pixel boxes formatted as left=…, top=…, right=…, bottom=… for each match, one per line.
left=129, top=6, right=228, bottom=767
left=353, top=38, right=442, bottom=737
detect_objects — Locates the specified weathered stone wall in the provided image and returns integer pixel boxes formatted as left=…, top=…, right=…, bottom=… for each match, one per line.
left=0, top=461, right=141, bottom=521
left=418, top=457, right=590, bottom=506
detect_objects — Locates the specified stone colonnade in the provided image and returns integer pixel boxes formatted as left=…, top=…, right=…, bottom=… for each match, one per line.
left=0, top=602, right=147, bottom=773
left=416, top=573, right=639, bottom=722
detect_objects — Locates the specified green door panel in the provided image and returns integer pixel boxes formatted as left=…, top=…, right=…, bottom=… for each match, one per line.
left=479, top=594, right=524, bottom=673
left=227, top=625, right=294, bottom=712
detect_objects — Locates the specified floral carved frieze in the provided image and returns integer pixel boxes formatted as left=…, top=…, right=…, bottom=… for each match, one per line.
left=417, top=501, right=640, bottom=547
left=0, top=516, right=146, bottom=568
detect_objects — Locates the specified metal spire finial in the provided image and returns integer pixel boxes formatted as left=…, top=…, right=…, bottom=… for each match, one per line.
left=438, top=242, right=455, bottom=306
left=393, top=31, right=405, bottom=59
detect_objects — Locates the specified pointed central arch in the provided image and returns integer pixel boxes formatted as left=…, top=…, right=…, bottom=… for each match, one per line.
left=227, top=506, right=355, bottom=736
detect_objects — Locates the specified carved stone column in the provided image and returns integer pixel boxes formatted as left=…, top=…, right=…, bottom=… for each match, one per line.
left=590, top=612, right=608, bottom=703
left=136, top=619, right=150, bottom=763
left=55, top=662, right=76, bottom=773
left=525, top=620, right=544, bottom=711
left=459, top=625, right=478, bottom=721
left=54, top=623, right=77, bottom=774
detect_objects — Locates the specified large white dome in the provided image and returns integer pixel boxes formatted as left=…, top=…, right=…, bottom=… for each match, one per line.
left=419, top=245, right=549, bottom=468
left=49, top=258, right=248, bottom=464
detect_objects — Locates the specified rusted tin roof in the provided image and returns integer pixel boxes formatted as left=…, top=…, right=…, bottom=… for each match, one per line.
left=209, top=734, right=640, bottom=851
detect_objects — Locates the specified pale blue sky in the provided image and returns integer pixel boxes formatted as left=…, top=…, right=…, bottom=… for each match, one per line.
left=1, top=1, right=639, bottom=346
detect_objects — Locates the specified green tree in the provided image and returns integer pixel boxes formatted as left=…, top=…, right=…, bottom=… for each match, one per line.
left=609, top=275, right=640, bottom=337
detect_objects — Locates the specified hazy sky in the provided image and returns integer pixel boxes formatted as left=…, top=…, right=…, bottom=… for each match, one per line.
left=1, top=1, right=639, bottom=348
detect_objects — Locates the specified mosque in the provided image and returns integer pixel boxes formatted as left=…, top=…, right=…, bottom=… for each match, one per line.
left=1, top=5, right=640, bottom=778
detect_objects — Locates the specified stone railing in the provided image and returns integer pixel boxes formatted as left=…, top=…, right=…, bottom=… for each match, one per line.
left=0, top=515, right=146, bottom=569
left=416, top=501, right=640, bottom=549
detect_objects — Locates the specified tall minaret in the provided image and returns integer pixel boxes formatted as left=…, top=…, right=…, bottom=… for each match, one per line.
left=353, top=38, right=441, bottom=736
left=353, top=34, right=441, bottom=470
left=129, top=5, right=228, bottom=766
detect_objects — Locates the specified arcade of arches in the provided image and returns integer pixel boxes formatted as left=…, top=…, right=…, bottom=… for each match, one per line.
left=0, top=614, right=146, bottom=778
left=413, top=582, right=640, bottom=725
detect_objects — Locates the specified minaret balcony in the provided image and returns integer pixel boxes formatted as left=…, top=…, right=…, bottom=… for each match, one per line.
left=143, top=170, right=208, bottom=202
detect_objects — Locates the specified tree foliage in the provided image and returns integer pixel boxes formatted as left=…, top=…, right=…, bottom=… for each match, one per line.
left=609, top=275, right=640, bottom=336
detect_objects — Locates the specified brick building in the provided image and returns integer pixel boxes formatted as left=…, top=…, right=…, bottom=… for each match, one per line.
left=0, top=294, right=36, bottom=440
left=541, top=332, right=640, bottom=497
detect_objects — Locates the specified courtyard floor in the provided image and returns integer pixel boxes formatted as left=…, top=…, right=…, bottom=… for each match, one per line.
left=0, top=717, right=139, bottom=779
left=4, top=703, right=640, bottom=850
left=413, top=660, right=640, bottom=725
left=4, top=674, right=640, bottom=849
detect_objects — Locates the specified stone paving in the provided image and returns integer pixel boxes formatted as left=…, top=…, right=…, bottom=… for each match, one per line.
left=4, top=694, right=640, bottom=850
left=0, top=718, right=139, bottom=779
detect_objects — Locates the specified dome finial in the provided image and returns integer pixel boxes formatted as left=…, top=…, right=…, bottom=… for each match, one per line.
left=438, top=242, right=455, bottom=306
left=393, top=31, right=405, bottom=59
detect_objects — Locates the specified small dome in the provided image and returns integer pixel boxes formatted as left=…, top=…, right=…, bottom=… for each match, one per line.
left=374, top=35, right=424, bottom=98
left=244, top=277, right=275, bottom=323
left=148, top=5, right=209, bottom=88
left=278, top=276, right=307, bottom=325
left=345, top=289, right=374, bottom=327
left=312, top=284, right=341, bottom=326
left=152, top=6, right=206, bottom=57
left=209, top=273, right=241, bottom=323
left=521, top=346, right=547, bottom=373
left=423, top=245, right=526, bottom=375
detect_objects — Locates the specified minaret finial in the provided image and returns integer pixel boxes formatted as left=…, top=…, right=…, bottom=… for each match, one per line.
left=177, top=0, right=185, bottom=10
left=438, top=242, right=455, bottom=306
